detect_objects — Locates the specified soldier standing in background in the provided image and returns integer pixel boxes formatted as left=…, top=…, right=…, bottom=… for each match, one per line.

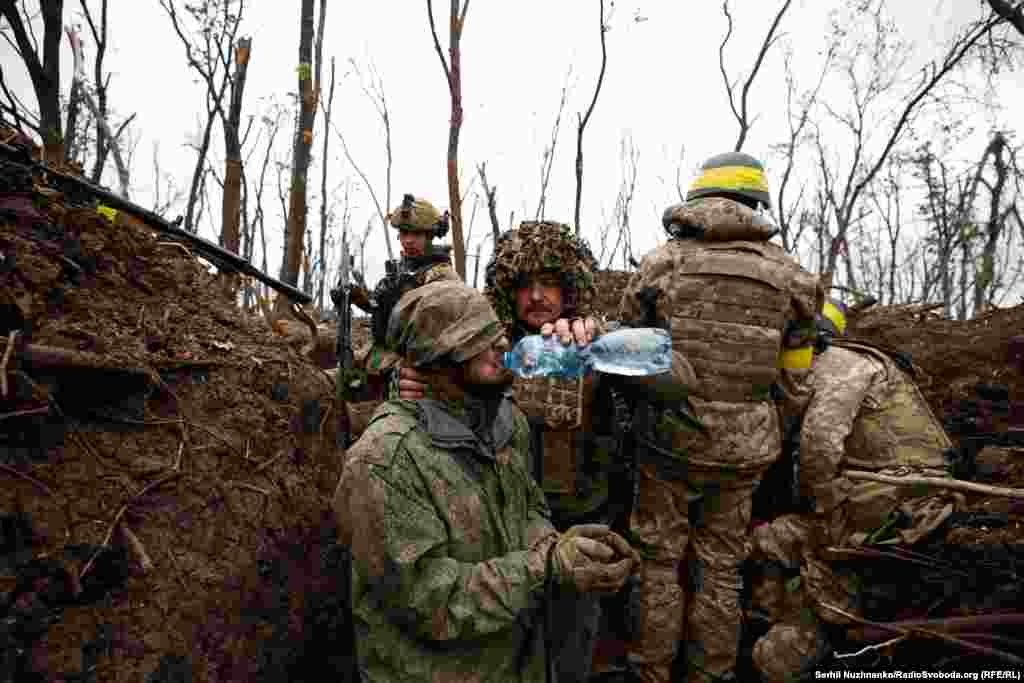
left=618, top=152, right=823, bottom=682
left=344, top=194, right=459, bottom=437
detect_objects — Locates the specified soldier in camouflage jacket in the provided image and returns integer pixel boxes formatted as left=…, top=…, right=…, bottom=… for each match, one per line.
left=333, top=280, right=639, bottom=683
left=749, top=303, right=960, bottom=682
left=619, top=152, right=823, bottom=683
left=396, top=221, right=696, bottom=682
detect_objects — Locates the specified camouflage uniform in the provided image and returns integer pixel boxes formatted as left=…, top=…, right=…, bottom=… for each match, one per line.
left=619, top=193, right=822, bottom=682
left=485, top=221, right=613, bottom=528
left=484, top=221, right=697, bottom=682
left=750, top=339, right=959, bottom=682
left=345, top=195, right=459, bottom=438
left=334, top=280, right=559, bottom=683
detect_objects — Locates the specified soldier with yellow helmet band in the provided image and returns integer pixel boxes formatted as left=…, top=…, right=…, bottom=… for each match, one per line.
left=748, top=301, right=959, bottom=683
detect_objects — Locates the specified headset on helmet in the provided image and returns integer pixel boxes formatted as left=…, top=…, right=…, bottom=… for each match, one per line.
left=388, top=194, right=449, bottom=239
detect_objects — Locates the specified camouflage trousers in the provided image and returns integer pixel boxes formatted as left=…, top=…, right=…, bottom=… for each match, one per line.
left=749, top=482, right=961, bottom=683
left=626, top=462, right=760, bottom=683
left=748, top=515, right=853, bottom=682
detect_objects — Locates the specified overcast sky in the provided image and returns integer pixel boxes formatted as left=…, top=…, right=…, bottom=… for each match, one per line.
left=5, top=0, right=1024, bottom=297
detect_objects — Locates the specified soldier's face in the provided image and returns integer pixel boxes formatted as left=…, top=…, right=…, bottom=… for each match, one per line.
left=462, top=337, right=514, bottom=392
left=399, top=229, right=428, bottom=257
left=515, top=273, right=564, bottom=330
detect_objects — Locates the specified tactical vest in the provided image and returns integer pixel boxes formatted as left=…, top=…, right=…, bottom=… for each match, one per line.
left=829, top=339, right=952, bottom=471
left=511, top=374, right=616, bottom=526
left=666, top=239, right=814, bottom=403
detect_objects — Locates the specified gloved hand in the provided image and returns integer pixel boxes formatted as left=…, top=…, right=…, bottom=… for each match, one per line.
left=551, top=524, right=640, bottom=594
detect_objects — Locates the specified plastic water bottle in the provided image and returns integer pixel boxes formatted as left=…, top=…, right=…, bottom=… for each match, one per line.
left=503, top=327, right=672, bottom=378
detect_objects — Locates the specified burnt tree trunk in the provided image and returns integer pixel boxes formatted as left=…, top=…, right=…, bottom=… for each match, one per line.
left=220, top=38, right=251, bottom=257
left=280, top=0, right=317, bottom=303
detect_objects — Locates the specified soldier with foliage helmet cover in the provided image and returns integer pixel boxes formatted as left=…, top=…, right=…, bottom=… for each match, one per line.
left=617, top=151, right=824, bottom=682
left=397, top=220, right=698, bottom=682
left=333, top=279, right=640, bottom=682
left=344, top=194, right=460, bottom=438
left=748, top=298, right=961, bottom=682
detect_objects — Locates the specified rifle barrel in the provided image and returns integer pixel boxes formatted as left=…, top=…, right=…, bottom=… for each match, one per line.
left=0, top=141, right=312, bottom=305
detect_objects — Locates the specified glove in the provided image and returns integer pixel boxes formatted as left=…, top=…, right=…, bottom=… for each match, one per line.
left=551, top=524, right=640, bottom=594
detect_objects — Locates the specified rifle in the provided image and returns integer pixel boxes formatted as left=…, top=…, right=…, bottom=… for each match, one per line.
left=0, top=140, right=311, bottom=305
left=329, top=229, right=362, bottom=683
left=331, top=228, right=355, bottom=450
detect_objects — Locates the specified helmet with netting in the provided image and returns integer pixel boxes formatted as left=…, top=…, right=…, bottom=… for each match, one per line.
left=483, top=221, right=598, bottom=326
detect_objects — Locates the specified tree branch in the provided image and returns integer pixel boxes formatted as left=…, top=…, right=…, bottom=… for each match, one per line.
left=426, top=0, right=453, bottom=92
left=574, top=0, right=608, bottom=234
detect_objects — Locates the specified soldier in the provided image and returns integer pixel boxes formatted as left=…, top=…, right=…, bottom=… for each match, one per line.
left=332, top=279, right=639, bottom=682
left=345, top=194, right=459, bottom=437
left=617, top=152, right=823, bottom=682
left=397, top=221, right=697, bottom=682
left=749, top=300, right=961, bottom=682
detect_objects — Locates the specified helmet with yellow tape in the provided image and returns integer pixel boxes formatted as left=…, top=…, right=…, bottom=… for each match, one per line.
left=686, top=152, right=772, bottom=210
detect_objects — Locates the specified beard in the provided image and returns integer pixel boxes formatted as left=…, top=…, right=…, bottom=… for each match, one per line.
left=460, top=365, right=515, bottom=400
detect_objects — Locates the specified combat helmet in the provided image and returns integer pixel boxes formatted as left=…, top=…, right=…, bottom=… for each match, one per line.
left=687, top=151, right=772, bottom=210
left=386, top=280, right=503, bottom=368
left=483, top=221, right=599, bottom=326
left=387, top=193, right=450, bottom=239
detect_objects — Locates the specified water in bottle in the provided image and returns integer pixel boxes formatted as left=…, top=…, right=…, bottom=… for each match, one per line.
left=503, top=335, right=587, bottom=379
left=503, top=327, right=672, bottom=378
left=585, top=327, right=672, bottom=376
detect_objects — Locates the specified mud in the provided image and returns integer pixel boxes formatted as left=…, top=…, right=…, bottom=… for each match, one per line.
left=1, top=138, right=349, bottom=681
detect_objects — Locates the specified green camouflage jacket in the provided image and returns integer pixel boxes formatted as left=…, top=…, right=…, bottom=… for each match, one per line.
left=334, top=398, right=558, bottom=683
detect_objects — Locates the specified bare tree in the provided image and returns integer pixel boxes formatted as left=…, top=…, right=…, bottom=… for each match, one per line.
left=814, top=0, right=1004, bottom=288
left=573, top=0, right=609, bottom=235
left=770, top=43, right=835, bottom=252
left=220, top=37, right=251, bottom=262
left=317, top=57, right=337, bottom=313
left=987, top=0, right=1024, bottom=36
left=427, top=0, right=471, bottom=279
left=159, top=0, right=245, bottom=234
left=535, top=67, right=571, bottom=221
left=344, top=57, right=396, bottom=260
left=974, top=131, right=1018, bottom=312
left=865, top=153, right=908, bottom=304
left=279, top=0, right=318, bottom=304
left=718, top=0, right=794, bottom=152
left=151, top=141, right=185, bottom=217
left=477, top=161, right=500, bottom=241
left=1, top=0, right=64, bottom=161
left=65, top=22, right=132, bottom=197
left=75, top=0, right=119, bottom=182
left=603, top=134, right=640, bottom=270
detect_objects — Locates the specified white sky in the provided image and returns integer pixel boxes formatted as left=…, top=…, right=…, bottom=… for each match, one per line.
left=4, top=0, right=1024, bottom=301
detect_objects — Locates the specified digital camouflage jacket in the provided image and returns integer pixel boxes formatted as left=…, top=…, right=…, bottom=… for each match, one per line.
left=333, top=398, right=559, bottom=683
left=798, top=340, right=957, bottom=544
left=621, top=197, right=823, bottom=478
